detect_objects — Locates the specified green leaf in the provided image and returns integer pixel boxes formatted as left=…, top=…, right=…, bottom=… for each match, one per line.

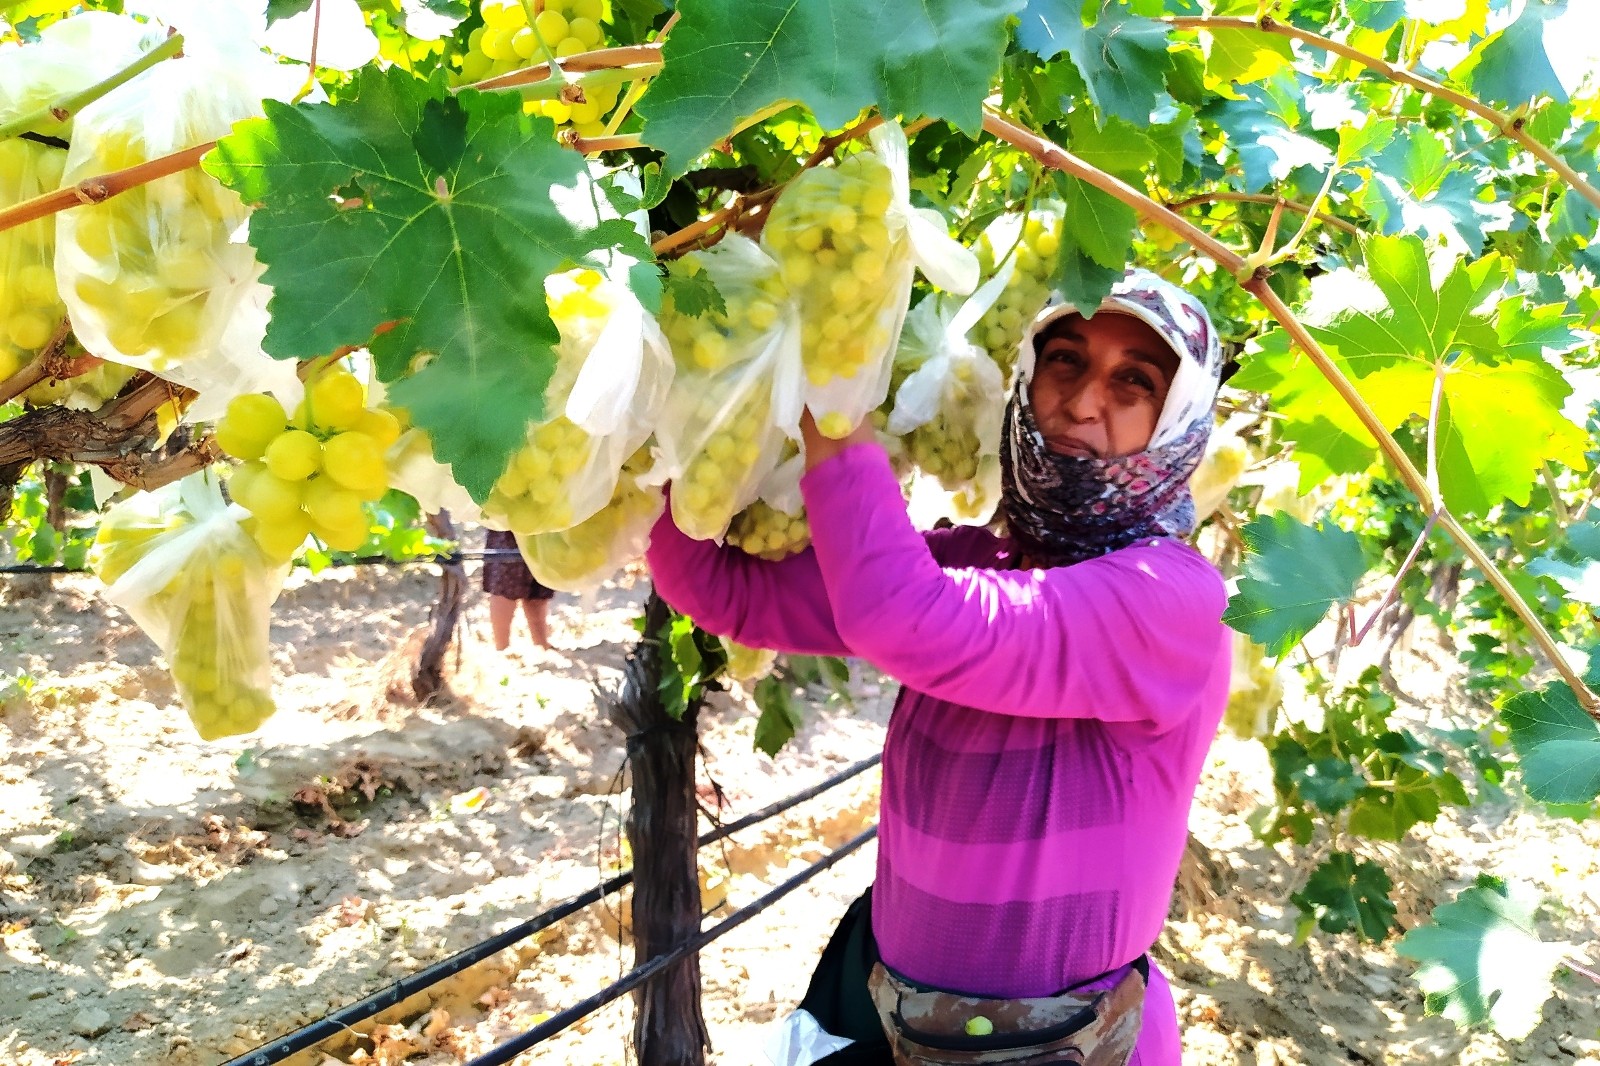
left=1291, top=757, right=1367, bottom=813
left=1501, top=658, right=1600, bottom=805
left=1016, top=1, right=1172, bottom=126
left=1205, top=93, right=1334, bottom=192
left=1223, top=512, right=1368, bottom=657
left=638, top=161, right=671, bottom=210
left=1345, top=0, right=1405, bottom=31
left=266, top=0, right=314, bottom=24
left=1230, top=330, right=1378, bottom=489
left=1347, top=766, right=1454, bottom=840
left=1056, top=173, right=1136, bottom=270
left=637, top=0, right=1024, bottom=175
left=663, top=269, right=727, bottom=319
left=1290, top=851, right=1399, bottom=940
left=1050, top=241, right=1121, bottom=318
left=1397, top=874, right=1571, bottom=1039
left=1202, top=27, right=1294, bottom=85
left=752, top=675, right=803, bottom=757
left=1458, top=0, right=1569, bottom=108
left=206, top=68, right=652, bottom=502
left=1062, top=110, right=1157, bottom=181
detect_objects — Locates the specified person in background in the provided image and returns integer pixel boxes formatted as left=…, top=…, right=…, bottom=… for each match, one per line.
left=648, top=268, right=1230, bottom=1066
left=482, top=528, right=552, bottom=651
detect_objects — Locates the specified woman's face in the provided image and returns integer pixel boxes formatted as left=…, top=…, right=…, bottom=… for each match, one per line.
left=1027, top=311, right=1181, bottom=459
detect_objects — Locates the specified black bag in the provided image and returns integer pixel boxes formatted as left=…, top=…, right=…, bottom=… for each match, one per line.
left=796, top=888, right=894, bottom=1064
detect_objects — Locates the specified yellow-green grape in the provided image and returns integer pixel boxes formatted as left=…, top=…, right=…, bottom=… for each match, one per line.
left=659, top=253, right=789, bottom=374
left=726, top=500, right=810, bottom=561
left=672, top=389, right=771, bottom=541
left=264, top=429, right=322, bottom=481
left=62, top=128, right=241, bottom=369
left=21, top=354, right=137, bottom=409
left=167, top=552, right=277, bottom=740
left=1224, top=633, right=1282, bottom=740
left=973, top=213, right=1061, bottom=382
left=355, top=407, right=403, bottom=449
left=485, top=416, right=590, bottom=533
left=231, top=462, right=306, bottom=523
left=1189, top=435, right=1250, bottom=521
left=301, top=475, right=369, bottom=551
left=295, top=368, right=367, bottom=432
left=720, top=638, right=777, bottom=682
left=246, top=510, right=313, bottom=564
left=455, top=0, right=620, bottom=137
left=216, top=393, right=289, bottom=462
left=90, top=509, right=186, bottom=586
left=0, top=137, right=66, bottom=377
left=321, top=431, right=389, bottom=501
left=762, top=150, right=900, bottom=389
left=520, top=447, right=660, bottom=589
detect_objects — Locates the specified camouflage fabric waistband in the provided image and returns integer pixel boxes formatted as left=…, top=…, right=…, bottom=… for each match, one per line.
left=865, top=956, right=1147, bottom=1065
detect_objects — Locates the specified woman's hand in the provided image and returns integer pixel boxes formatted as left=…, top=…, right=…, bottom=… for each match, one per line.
left=800, top=409, right=876, bottom=471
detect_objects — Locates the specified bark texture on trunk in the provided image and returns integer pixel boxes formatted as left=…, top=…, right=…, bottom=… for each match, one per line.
left=610, top=589, right=709, bottom=1066
left=412, top=510, right=465, bottom=703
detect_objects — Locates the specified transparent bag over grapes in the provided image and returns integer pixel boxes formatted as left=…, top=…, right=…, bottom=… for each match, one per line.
left=515, top=445, right=664, bottom=593
left=0, top=12, right=152, bottom=383
left=90, top=472, right=289, bottom=741
left=482, top=267, right=671, bottom=535
left=760, top=121, right=977, bottom=439
left=726, top=451, right=810, bottom=561
left=970, top=204, right=1063, bottom=385
left=651, top=234, right=805, bottom=541
left=55, top=41, right=268, bottom=392
left=887, top=277, right=1009, bottom=523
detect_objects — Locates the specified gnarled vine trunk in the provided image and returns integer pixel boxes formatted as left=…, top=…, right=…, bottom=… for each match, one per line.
left=610, top=588, right=709, bottom=1066
left=412, top=510, right=465, bottom=703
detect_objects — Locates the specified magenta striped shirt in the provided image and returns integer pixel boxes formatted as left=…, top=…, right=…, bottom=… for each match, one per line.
left=647, top=443, right=1231, bottom=1065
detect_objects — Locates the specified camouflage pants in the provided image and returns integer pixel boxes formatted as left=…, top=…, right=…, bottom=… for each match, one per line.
left=864, top=956, right=1148, bottom=1066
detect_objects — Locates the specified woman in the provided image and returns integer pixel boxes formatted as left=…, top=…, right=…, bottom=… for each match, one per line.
left=482, top=528, right=553, bottom=651
left=647, top=269, right=1230, bottom=1065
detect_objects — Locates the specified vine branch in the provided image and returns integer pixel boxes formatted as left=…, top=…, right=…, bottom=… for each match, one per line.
left=1164, top=15, right=1600, bottom=213
left=0, top=31, right=185, bottom=143
left=1165, top=192, right=1363, bottom=238
left=0, top=140, right=214, bottom=235
left=0, top=319, right=79, bottom=406
left=983, top=105, right=1600, bottom=718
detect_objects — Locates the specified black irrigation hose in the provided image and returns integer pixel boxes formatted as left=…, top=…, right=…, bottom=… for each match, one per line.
left=462, top=826, right=879, bottom=1066
left=221, top=755, right=883, bottom=1066
left=0, top=549, right=524, bottom=576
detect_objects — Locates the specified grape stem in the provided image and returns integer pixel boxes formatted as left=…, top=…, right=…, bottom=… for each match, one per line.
left=0, top=140, right=213, bottom=235
left=601, top=13, right=678, bottom=137
left=1162, top=15, right=1600, bottom=215
left=0, top=31, right=185, bottom=144
left=0, top=319, right=80, bottom=406
left=982, top=105, right=1600, bottom=719
left=291, top=0, right=325, bottom=106
left=1165, top=192, right=1363, bottom=238
left=464, top=44, right=663, bottom=93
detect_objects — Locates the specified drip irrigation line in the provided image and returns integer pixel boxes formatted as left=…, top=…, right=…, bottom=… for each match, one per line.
left=0, top=548, right=526, bottom=576
left=462, top=826, right=878, bottom=1066
left=221, top=755, right=882, bottom=1066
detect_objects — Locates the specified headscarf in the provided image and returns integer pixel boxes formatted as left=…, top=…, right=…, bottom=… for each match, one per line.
left=998, top=268, right=1224, bottom=568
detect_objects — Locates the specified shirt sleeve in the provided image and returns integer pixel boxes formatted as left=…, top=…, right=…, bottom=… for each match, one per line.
left=644, top=506, right=852, bottom=657
left=801, top=444, right=1228, bottom=730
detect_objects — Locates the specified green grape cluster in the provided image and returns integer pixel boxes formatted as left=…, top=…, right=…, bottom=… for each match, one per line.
left=90, top=503, right=277, bottom=741
left=519, top=447, right=661, bottom=590
left=973, top=213, right=1061, bottom=382
left=1223, top=632, right=1283, bottom=740
left=0, top=139, right=67, bottom=381
left=659, top=253, right=788, bottom=372
left=762, top=151, right=901, bottom=435
left=672, top=390, right=772, bottom=540
left=483, top=268, right=619, bottom=534
left=457, top=0, right=620, bottom=138
left=22, top=353, right=137, bottom=409
left=726, top=500, right=810, bottom=561
left=62, top=129, right=245, bottom=370
left=216, top=367, right=401, bottom=562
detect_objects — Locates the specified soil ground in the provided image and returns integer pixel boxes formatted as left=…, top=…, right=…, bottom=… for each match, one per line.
left=0, top=559, right=1597, bottom=1066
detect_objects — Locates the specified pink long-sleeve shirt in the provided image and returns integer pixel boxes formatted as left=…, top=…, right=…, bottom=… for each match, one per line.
left=647, top=443, right=1231, bottom=1065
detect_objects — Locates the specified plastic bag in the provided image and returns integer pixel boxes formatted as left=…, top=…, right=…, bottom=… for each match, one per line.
left=0, top=13, right=153, bottom=382
left=55, top=41, right=266, bottom=388
left=516, top=445, right=664, bottom=593
left=90, top=472, right=289, bottom=741
left=652, top=234, right=805, bottom=541
left=481, top=267, right=671, bottom=534
left=761, top=121, right=977, bottom=439
left=888, top=279, right=1008, bottom=523
left=726, top=451, right=810, bottom=561
left=969, top=204, right=1063, bottom=385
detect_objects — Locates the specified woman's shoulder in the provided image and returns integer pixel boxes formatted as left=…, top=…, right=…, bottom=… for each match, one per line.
left=1071, top=537, right=1228, bottom=615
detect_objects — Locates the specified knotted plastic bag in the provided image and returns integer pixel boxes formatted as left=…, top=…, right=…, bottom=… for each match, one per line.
left=481, top=267, right=671, bottom=534
left=888, top=277, right=1008, bottom=523
left=0, top=12, right=152, bottom=382
left=90, top=472, right=289, bottom=741
left=515, top=445, right=664, bottom=593
left=651, top=234, right=805, bottom=541
left=761, top=121, right=977, bottom=439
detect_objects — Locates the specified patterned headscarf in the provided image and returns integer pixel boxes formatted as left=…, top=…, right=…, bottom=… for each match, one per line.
left=998, top=268, right=1224, bottom=568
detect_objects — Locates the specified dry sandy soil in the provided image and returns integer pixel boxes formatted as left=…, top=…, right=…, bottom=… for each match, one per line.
left=0, top=556, right=1597, bottom=1066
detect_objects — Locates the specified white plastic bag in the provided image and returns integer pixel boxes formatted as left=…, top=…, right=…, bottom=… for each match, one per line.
left=969, top=204, right=1063, bottom=385
left=55, top=43, right=267, bottom=388
left=89, top=472, right=289, bottom=741
left=765, top=1009, right=855, bottom=1066
left=0, top=12, right=153, bottom=382
left=761, top=122, right=977, bottom=439
left=515, top=446, right=664, bottom=593
left=481, top=267, right=672, bottom=534
left=652, top=235, right=805, bottom=541
left=887, top=277, right=1009, bottom=523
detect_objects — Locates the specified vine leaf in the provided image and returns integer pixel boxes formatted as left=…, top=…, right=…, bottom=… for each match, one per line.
left=1204, top=90, right=1334, bottom=192
left=637, top=0, right=1024, bottom=175
left=1201, top=27, right=1295, bottom=86
left=1055, top=172, right=1135, bottom=270
left=265, top=0, right=315, bottom=23
left=1290, top=851, right=1398, bottom=941
left=1016, top=1, right=1171, bottom=126
left=1527, top=518, right=1600, bottom=608
left=1222, top=512, right=1367, bottom=657
left=1500, top=653, right=1600, bottom=805
left=752, top=675, right=803, bottom=757
left=1456, top=0, right=1570, bottom=108
left=663, top=270, right=727, bottom=320
left=1397, top=874, right=1572, bottom=1039
left=206, top=67, right=652, bottom=501
left=1051, top=244, right=1121, bottom=318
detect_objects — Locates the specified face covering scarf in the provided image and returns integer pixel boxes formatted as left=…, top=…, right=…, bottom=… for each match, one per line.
left=998, top=269, right=1224, bottom=568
